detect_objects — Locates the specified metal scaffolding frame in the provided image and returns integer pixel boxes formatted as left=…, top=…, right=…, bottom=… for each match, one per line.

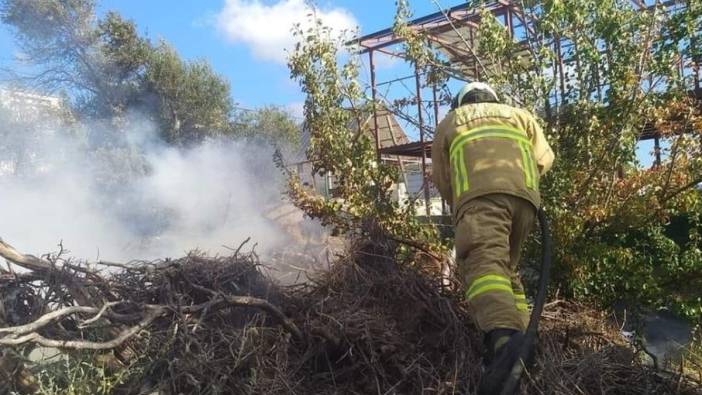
left=352, top=0, right=702, bottom=216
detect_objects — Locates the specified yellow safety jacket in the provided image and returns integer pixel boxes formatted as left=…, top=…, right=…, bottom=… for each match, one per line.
left=432, top=102, right=554, bottom=220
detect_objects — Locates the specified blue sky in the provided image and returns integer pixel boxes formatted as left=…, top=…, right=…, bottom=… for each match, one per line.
left=4, top=0, right=462, bottom=112
left=94, top=0, right=456, bottom=112
left=0, top=0, right=438, bottom=111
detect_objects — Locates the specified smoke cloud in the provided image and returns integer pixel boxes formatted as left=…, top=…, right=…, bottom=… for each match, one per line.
left=0, top=92, right=316, bottom=262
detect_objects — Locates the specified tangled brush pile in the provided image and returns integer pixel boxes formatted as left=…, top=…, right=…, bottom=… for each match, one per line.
left=0, top=236, right=699, bottom=394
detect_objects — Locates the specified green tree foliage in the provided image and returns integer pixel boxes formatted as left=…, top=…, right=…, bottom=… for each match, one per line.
left=396, top=0, right=702, bottom=319
left=287, top=21, right=444, bottom=260
left=94, top=11, right=151, bottom=115
left=232, top=105, right=302, bottom=151
left=1, top=0, right=138, bottom=114
left=0, top=0, right=235, bottom=145
left=143, top=42, right=233, bottom=145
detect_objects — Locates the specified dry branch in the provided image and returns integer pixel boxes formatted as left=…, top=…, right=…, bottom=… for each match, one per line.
left=0, top=237, right=94, bottom=307
left=0, top=235, right=698, bottom=394
left=217, top=294, right=303, bottom=342
left=78, top=301, right=122, bottom=328
left=0, top=305, right=110, bottom=336
left=0, top=238, right=53, bottom=272
left=0, top=309, right=162, bottom=349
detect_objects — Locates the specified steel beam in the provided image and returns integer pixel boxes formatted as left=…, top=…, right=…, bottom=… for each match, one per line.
left=415, top=66, right=431, bottom=217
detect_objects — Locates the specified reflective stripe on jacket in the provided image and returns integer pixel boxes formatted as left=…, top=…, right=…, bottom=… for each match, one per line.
left=432, top=102, right=554, bottom=221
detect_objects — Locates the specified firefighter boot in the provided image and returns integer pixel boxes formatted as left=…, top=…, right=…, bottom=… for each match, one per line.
left=478, top=329, right=525, bottom=395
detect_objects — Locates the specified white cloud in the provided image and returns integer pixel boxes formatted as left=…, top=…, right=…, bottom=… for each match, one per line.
left=215, top=0, right=358, bottom=64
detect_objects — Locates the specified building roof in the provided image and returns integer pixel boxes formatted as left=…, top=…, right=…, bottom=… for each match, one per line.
left=380, top=141, right=431, bottom=159
left=359, top=105, right=411, bottom=149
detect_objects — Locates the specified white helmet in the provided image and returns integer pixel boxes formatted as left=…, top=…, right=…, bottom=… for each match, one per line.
left=452, top=82, right=499, bottom=109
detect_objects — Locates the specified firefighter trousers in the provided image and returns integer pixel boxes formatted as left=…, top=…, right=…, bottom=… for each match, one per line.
left=455, top=193, right=536, bottom=332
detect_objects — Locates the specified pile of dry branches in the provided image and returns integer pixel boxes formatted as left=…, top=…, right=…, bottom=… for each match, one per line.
left=0, top=236, right=699, bottom=394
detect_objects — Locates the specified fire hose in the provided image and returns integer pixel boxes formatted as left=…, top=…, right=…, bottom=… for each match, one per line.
left=499, top=207, right=552, bottom=395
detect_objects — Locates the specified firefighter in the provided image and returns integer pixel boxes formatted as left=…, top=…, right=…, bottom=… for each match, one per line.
left=431, top=82, right=554, bottom=392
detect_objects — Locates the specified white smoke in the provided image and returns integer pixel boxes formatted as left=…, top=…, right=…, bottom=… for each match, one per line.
left=0, top=92, right=315, bottom=262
